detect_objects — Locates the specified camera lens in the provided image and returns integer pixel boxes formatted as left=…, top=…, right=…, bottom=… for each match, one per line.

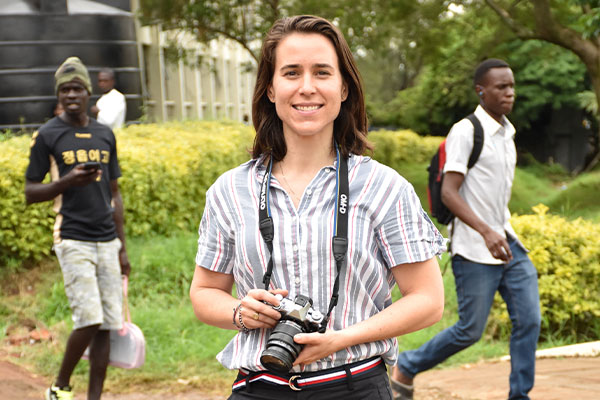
left=260, top=320, right=305, bottom=373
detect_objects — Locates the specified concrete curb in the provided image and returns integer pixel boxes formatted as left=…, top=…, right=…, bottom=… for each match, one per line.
left=500, top=341, right=600, bottom=361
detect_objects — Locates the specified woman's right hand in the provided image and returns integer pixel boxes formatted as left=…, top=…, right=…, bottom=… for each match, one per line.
left=237, top=288, right=288, bottom=330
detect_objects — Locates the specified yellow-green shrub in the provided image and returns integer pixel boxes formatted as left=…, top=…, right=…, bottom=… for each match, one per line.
left=1, top=122, right=443, bottom=265
left=116, top=121, right=254, bottom=236
left=488, top=204, right=600, bottom=341
left=0, top=135, right=55, bottom=264
left=5, top=122, right=599, bottom=341
left=369, top=129, right=443, bottom=167
left=0, top=121, right=254, bottom=263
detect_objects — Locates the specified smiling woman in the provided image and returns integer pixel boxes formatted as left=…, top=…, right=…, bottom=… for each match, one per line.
left=265, top=32, right=348, bottom=207
left=267, top=32, right=347, bottom=144
left=189, top=15, right=446, bottom=400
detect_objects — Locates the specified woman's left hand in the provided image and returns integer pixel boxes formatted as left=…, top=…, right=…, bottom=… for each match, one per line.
left=292, top=329, right=345, bottom=366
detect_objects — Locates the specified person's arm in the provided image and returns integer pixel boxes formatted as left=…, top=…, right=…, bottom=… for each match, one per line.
left=110, top=179, right=130, bottom=276
left=441, top=172, right=512, bottom=261
left=189, top=266, right=288, bottom=331
left=25, top=165, right=100, bottom=204
left=292, top=256, right=444, bottom=366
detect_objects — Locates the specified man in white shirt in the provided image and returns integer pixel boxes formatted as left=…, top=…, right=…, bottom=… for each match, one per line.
left=391, top=59, right=541, bottom=400
left=91, top=68, right=126, bottom=130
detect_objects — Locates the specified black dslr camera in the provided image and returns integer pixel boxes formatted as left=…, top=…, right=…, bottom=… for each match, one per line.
left=260, top=294, right=325, bottom=372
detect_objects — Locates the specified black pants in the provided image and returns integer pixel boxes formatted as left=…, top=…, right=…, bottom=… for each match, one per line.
left=228, top=361, right=392, bottom=400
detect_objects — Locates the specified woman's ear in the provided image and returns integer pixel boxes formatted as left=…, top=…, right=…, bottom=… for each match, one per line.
left=267, top=86, right=275, bottom=103
left=341, top=83, right=348, bottom=102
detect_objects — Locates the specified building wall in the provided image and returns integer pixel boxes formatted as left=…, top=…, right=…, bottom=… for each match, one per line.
left=136, top=24, right=256, bottom=124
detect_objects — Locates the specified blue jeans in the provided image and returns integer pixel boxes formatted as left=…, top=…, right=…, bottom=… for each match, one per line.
left=396, top=238, right=540, bottom=399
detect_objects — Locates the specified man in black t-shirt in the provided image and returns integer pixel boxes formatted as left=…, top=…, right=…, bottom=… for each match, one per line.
left=25, top=56, right=130, bottom=400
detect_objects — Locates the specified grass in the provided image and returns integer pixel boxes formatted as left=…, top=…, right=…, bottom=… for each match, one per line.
left=398, top=159, right=569, bottom=232
left=546, top=171, right=600, bottom=222
left=0, top=158, right=596, bottom=395
left=0, top=235, right=515, bottom=395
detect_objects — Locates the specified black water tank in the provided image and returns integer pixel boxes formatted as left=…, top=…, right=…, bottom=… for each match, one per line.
left=0, top=0, right=143, bottom=130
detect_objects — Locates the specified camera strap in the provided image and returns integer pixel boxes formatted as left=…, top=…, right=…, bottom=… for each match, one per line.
left=258, top=144, right=349, bottom=334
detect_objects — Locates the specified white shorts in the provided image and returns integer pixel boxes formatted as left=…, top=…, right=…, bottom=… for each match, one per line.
left=53, top=238, right=123, bottom=330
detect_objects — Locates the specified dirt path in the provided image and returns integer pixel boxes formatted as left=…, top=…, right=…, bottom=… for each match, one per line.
left=2, top=356, right=599, bottom=399
left=414, top=357, right=600, bottom=399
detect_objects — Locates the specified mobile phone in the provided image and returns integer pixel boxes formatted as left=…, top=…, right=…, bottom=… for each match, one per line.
left=81, top=161, right=101, bottom=170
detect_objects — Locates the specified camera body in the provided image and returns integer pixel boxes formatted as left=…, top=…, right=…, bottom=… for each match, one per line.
left=260, top=294, right=324, bottom=372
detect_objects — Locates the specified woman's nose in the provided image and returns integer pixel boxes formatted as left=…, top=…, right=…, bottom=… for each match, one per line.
left=299, top=74, right=316, bottom=94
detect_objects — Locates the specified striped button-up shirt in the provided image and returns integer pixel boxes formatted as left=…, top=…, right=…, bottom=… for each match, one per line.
left=195, top=154, right=444, bottom=372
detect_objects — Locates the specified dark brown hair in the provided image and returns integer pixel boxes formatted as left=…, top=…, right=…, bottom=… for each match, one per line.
left=251, top=15, right=371, bottom=160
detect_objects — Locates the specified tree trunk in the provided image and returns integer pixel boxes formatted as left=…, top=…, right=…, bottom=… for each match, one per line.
left=486, top=0, right=600, bottom=173
left=582, top=72, right=600, bottom=172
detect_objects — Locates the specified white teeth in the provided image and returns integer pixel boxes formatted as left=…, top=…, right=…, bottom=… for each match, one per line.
left=295, top=105, right=320, bottom=111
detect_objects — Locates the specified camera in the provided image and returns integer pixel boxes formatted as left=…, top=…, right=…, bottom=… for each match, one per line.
left=260, top=294, right=325, bottom=373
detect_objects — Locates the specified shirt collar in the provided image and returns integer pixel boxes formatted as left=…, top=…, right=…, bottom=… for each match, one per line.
left=474, top=105, right=516, bottom=138
left=252, top=152, right=355, bottom=182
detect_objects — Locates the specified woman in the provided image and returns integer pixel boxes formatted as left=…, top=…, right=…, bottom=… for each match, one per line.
left=190, top=15, right=445, bottom=399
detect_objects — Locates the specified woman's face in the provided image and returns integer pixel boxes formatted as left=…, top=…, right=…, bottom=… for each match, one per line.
left=268, top=32, right=347, bottom=142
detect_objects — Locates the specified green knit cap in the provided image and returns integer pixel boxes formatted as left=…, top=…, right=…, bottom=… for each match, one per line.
left=54, top=56, right=92, bottom=94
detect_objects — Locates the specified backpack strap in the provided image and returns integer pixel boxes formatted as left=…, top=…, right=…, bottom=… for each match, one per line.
left=447, top=113, right=484, bottom=251
left=465, top=113, right=484, bottom=169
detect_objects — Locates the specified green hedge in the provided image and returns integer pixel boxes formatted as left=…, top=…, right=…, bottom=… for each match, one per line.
left=116, top=121, right=254, bottom=237
left=369, top=128, right=443, bottom=165
left=489, top=204, right=600, bottom=342
left=3, top=121, right=599, bottom=343
left=0, top=121, right=254, bottom=264
left=0, top=122, right=440, bottom=264
left=0, top=135, right=55, bottom=264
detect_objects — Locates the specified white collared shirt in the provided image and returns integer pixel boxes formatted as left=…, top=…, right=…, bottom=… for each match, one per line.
left=443, top=105, right=522, bottom=264
left=96, top=89, right=126, bottom=130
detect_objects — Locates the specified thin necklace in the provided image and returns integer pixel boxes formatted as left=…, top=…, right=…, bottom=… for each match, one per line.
left=279, top=163, right=301, bottom=203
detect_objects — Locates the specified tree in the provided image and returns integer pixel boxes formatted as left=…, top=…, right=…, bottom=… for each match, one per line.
left=483, top=0, right=600, bottom=169
left=138, top=0, right=281, bottom=63
left=367, top=3, right=589, bottom=137
left=138, top=0, right=455, bottom=90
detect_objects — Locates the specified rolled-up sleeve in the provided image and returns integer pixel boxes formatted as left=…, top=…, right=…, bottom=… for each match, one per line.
left=376, top=181, right=445, bottom=267
left=443, top=119, right=474, bottom=175
left=195, top=185, right=235, bottom=273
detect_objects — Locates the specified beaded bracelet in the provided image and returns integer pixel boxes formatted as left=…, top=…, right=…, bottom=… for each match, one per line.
left=232, top=303, right=249, bottom=333
left=238, top=305, right=250, bottom=334
left=232, top=304, right=242, bottom=329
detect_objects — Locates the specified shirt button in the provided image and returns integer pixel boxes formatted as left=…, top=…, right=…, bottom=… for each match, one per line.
left=295, top=277, right=300, bottom=284
left=293, top=245, right=298, bottom=252
left=306, top=189, right=312, bottom=196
